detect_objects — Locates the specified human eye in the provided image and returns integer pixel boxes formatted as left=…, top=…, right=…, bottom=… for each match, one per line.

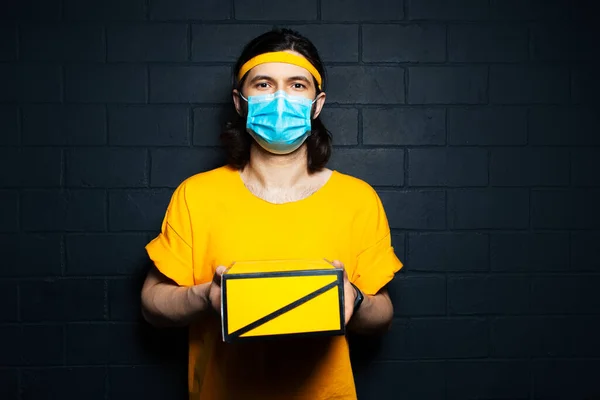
left=293, top=82, right=307, bottom=90
left=255, top=81, right=271, bottom=89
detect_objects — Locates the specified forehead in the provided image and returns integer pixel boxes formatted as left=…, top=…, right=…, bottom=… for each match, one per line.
left=245, top=61, right=312, bottom=81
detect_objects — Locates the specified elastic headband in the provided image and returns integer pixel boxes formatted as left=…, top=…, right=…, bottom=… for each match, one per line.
left=237, top=51, right=323, bottom=90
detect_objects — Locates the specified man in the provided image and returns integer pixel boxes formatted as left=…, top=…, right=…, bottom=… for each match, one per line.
left=141, top=28, right=403, bottom=399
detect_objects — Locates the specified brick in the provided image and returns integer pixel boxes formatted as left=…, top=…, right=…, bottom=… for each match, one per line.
left=0, top=234, right=62, bottom=276
left=531, top=24, right=591, bottom=62
left=408, top=67, right=487, bottom=104
left=21, top=190, right=106, bottom=232
left=329, top=149, right=404, bottom=186
left=66, top=323, right=109, bottom=364
left=109, top=365, right=187, bottom=400
left=322, top=0, right=404, bottom=21
left=489, top=0, right=564, bottom=20
left=378, top=190, right=445, bottom=230
left=362, top=24, right=445, bottom=62
left=21, top=325, right=64, bottom=365
left=108, top=278, right=143, bottom=321
left=20, top=23, right=104, bottom=61
left=531, top=189, right=600, bottom=229
left=491, top=233, right=569, bottom=272
left=0, top=326, right=22, bottom=365
left=448, top=107, right=527, bottom=145
left=408, top=148, right=487, bottom=187
left=108, top=23, right=188, bottom=62
left=66, top=65, right=147, bottom=103
left=0, top=64, right=62, bottom=102
left=288, top=25, right=359, bottom=63
left=533, top=360, right=600, bottom=399
left=320, top=108, right=358, bottom=146
left=490, top=65, right=569, bottom=104
left=0, top=24, right=16, bottom=61
left=64, top=0, right=146, bottom=20
left=571, top=66, right=597, bottom=104
left=149, top=0, right=231, bottom=20
left=66, top=148, right=147, bottom=188
left=408, top=0, right=489, bottom=20
left=150, top=148, right=226, bottom=188
left=193, top=107, right=229, bottom=146
left=0, top=369, right=17, bottom=400
left=403, top=318, right=488, bottom=359
left=21, top=367, right=106, bottom=400
left=109, top=189, right=173, bottom=231
left=409, top=233, right=488, bottom=271
left=491, top=316, right=600, bottom=358
left=448, top=189, right=529, bottom=229
left=448, top=275, right=530, bottom=315
left=529, top=107, right=599, bottom=145
left=446, top=361, right=529, bottom=399
left=490, top=148, right=569, bottom=186
left=391, top=232, right=406, bottom=261
left=388, top=276, right=446, bottom=316
left=0, top=0, right=61, bottom=20
left=108, top=323, right=187, bottom=365
left=0, top=106, right=18, bottom=145
left=354, top=361, right=445, bottom=400
left=235, top=0, right=316, bottom=20
left=22, top=105, right=107, bottom=146
left=448, top=24, right=528, bottom=62
left=20, top=279, right=105, bottom=321
left=571, top=148, right=600, bottom=186
left=0, top=191, right=18, bottom=232
left=571, top=232, right=600, bottom=271
left=0, top=148, right=61, bottom=188
left=110, top=106, right=189, bottom=146
left=149, top=66, right=231, bottom=103
left=364, top=108, right=445, bottom=145
left=531, top=275, right=600, bottom=314
left=66, top=234, right=149, bottom=276
left=327, top=67, right=405, bottom=104
left=0, top=282, right=17, bottom=321
left=192, top=24, right=269, bottom=62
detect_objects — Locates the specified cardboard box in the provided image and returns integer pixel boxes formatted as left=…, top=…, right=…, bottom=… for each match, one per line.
left=221, top=259, right=345, bottom=342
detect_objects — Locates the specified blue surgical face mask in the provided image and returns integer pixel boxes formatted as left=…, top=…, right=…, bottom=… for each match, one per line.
left=239, top=90, right=316, bottom=155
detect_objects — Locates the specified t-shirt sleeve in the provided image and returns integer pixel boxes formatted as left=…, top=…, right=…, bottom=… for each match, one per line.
left=145, top=182, right=195, bottom=287
left=352, top=189, right=403, bottom=296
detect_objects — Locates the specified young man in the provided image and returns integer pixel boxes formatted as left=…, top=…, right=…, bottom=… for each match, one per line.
left=141, top=29, right=403, bottom=399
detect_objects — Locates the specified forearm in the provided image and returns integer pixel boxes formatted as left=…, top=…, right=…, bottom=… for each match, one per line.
left=141, top=276, right=211, bottom=327
left=347, top=291, right=393, bottom=335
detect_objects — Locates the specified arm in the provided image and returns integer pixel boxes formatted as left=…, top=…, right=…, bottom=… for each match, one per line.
left=347, top=288, right=393, bottom=335
left=140, top=266, right=225, bottom=328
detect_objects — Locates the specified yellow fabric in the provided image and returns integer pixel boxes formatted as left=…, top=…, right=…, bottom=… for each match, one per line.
left=146, top=165, right=403, bottom=400
left=237, top=51, right=323, bottom=90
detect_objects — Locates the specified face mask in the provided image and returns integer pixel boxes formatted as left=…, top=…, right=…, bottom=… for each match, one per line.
left=240, top=90, right=316, bottom=155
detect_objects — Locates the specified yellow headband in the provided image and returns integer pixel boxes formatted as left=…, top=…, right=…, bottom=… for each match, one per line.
left=237, top=51, right=323, bottom=90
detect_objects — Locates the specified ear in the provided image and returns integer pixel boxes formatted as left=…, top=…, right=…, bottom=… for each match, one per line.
left=311, top=92, right=327, bottom=120
left=232, top=89, right=244, bottom=116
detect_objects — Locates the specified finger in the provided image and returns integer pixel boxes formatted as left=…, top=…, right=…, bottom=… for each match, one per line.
left=332, top=260, right=344, bottom=269
left=212, top=266, right=226, bottom=285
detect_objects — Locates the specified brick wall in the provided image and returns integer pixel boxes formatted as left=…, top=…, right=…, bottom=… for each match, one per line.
left=1, top=0, right=599, bottom=399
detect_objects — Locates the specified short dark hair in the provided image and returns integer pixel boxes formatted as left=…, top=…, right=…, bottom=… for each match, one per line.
left=219, top=28, right=332, bottom=173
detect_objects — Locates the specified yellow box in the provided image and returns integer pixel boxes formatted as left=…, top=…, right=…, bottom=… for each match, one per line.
left=221, top=259, right=345, bottom=342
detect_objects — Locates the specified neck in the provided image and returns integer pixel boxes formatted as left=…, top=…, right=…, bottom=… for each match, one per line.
left=243, top=143, right=309, bottom=189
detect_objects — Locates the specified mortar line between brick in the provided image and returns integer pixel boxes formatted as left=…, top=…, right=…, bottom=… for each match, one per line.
left=15, top=21, right=20, bottom=62
left=231, top=0, right=236, bottom=20
left=358, top=24, right=363, bottom=64
left=317, top=0, right=322, bottom=20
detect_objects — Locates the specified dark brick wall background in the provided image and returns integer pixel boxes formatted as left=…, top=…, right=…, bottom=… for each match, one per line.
left=1, top=0, right=599, bottom=399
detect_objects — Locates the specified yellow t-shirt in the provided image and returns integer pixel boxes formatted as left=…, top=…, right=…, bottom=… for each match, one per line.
left=146, top=165, right=403, bottom=400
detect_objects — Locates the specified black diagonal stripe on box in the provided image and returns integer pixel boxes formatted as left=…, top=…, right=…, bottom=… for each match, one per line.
left=227, top=280, right=339, bottom=340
